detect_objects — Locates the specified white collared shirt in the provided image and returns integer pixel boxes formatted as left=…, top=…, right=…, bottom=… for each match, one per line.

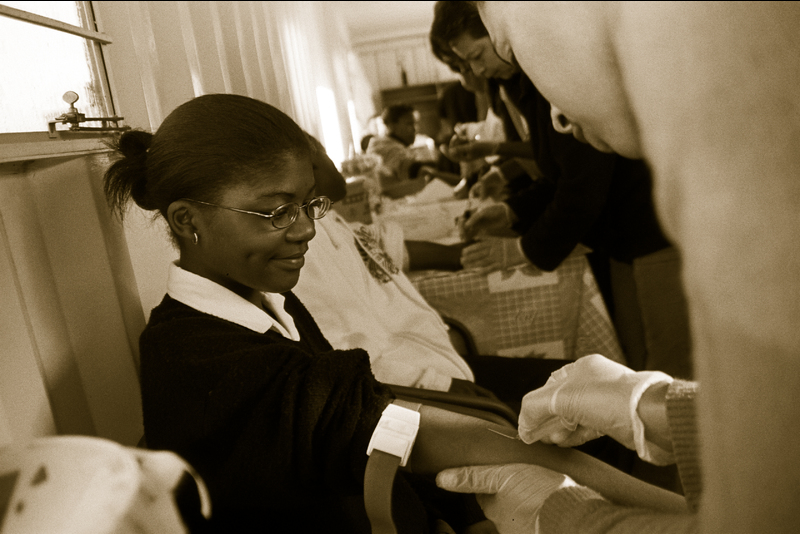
left=166, top=261, right=300, bottom=341
left=294, top=213, right=474, bottom=391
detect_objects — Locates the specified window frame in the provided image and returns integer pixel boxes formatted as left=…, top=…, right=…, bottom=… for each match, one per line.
left=0, top=2, right=120, bottom=164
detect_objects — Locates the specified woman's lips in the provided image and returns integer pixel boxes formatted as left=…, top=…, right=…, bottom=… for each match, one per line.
left=273, top=250, right=307, bottom=269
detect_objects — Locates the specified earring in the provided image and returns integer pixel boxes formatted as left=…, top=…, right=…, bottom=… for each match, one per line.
left=549, top=104, right=574, bottom=134
left=192, top=232, right=199, bottom=245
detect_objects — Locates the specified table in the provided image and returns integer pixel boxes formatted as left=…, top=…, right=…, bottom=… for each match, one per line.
left=409, top=256, right=625, bottom=363
left=362, top=180, right=625, bottom=364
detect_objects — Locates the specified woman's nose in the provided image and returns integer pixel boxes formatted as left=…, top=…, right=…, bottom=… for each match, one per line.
left=550, top=105, right=574, bottom=134
left=285, top=208, right=316, bottom=242
left=470, top=61, right=485, bottom=77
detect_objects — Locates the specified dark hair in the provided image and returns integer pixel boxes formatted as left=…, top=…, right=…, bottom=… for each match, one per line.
left=103, top=94, right=311, bottom=220
left=429, top=32, right=464, bottom=74
left=430, top=0, right=488, bottom=49
left=381, top=104, right=415, bottom=126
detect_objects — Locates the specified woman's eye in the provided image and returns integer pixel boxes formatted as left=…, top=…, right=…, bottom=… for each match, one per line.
left=271, top=204, right=290, bottom=217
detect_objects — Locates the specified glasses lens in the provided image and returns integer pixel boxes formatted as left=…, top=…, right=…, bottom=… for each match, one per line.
left=271, top=203, right=299, bottom=229
left=307, top=197, right=331, bottom=219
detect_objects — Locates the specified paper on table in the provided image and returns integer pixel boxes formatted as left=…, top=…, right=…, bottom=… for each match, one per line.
left=406, top=178, right=457, bottom=204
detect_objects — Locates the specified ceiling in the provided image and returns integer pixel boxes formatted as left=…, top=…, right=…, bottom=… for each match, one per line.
left=337, top=0, right=437, bottom=45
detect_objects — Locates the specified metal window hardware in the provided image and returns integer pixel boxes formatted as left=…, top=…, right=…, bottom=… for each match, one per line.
left=48, top=91, right=130, bottom=138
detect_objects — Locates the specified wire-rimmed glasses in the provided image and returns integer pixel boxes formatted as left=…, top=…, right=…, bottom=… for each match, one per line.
left=182, top=196, right=332, bottom=229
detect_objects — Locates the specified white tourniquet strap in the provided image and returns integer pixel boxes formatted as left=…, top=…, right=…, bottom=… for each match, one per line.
left=364, top=400, right=422, bottom=534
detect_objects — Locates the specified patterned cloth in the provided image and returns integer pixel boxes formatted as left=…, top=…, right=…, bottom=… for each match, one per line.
left=409, top=254, right=624, bottom=363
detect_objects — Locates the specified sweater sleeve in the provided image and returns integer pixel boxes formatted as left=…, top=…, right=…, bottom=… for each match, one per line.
left=506, top=83, right=619, bottom=271
left=517, top=139, right=618, bottom=271
left=665, top=380, right=701, bottom=512
left=139, top=298, right=394, bottom=515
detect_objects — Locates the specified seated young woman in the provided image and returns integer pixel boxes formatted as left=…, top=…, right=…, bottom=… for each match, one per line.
left=103, top=94, right=686, bottom=533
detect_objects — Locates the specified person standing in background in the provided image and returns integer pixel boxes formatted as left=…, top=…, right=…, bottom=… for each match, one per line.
left=430, top=1, right=693, bottom=383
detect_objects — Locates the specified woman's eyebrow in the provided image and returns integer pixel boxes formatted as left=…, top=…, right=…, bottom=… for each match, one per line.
left=255, top=182, right=316, bottom=201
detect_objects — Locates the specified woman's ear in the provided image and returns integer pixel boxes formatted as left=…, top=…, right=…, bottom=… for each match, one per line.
left=166, top=200, right=199, bottom=244
left=550, top=104, right=574, bottom=134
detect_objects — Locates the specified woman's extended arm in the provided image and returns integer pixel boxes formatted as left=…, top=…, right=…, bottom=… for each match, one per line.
left=409, top=405, right=687, bottom=514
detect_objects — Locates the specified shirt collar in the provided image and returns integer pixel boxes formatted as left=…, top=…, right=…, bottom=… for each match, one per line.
left=166, top=261, right=300, bottom=341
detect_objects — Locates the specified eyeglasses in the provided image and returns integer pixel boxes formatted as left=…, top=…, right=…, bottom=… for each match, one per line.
left=182, top=196, right=332, bottom=229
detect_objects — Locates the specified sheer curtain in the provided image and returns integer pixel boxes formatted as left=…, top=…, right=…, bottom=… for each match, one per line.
left=266, top=1, right=376, bottom=167
left=0, top=0, right=376, bottom=446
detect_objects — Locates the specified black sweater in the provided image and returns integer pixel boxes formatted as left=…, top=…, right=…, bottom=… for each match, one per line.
left=140, top=292, right=434, bottom=533
left=501, top=72, right=672, bottom=270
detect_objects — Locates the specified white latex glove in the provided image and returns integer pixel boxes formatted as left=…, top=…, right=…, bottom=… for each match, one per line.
left=518, top=354, right=674, bottom=464
left=460, top=203, right=517, bottom=241
left=436, top=464, right=602, bottom=534
left=461, top=237, right=528, bottom=274
left=470, top=167, right=508, bottom=201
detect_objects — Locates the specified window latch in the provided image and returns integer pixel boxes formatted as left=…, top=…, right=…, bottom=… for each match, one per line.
left=48, top=91, right=131, bottom=138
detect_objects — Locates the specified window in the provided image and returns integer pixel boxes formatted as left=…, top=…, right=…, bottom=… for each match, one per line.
left=0, top=1, right=114, bottom=140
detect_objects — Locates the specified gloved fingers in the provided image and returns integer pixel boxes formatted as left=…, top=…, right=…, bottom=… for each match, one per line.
left=469, top=181, right=489, bottom=200
left=517, top=372, right=570, bottom=443
left=518, top=416, right=577, bottom=445
left=463, top=257, right=502, bottom=273
left=461, top=244, right=503, bottom=273
left=436, top=465, right=507, bottom=494
left=461, top=240, right=494, bottom=266
left=542, top=426, right=605, bottom=448
left=462, top=206, right=504, bottom=237
left=572, top=353, right=634, bottom=380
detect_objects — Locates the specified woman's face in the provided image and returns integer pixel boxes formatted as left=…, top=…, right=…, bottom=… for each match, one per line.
left=189, top=156, right=317, bottom=300
left=478, top=1, right=642, bottom=158
left=449, top=33, right=518, bottom=80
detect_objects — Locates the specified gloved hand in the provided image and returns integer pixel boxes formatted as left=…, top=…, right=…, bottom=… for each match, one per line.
left=436, top=464, right=602, bottom=534
left=460, top=203, right=517, bottom=242
left=469, top=167, right=509, bottom=201
left=518, top=354, right=674, bottom=464
left=461, top=237, right=528, bottom=274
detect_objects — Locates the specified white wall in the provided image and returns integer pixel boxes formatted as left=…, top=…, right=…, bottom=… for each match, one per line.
left=0, top=154, right=144, bottom=446
left=340, top=0, right=460, bottom=103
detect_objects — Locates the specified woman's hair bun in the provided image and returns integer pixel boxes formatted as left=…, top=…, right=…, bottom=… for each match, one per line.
left=117, top=129, right=153, bottom=159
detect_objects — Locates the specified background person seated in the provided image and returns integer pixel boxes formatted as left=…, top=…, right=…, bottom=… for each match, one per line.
left=295, top=136, right=576, bottom=414
left=367, top=103, right=461, bottom=198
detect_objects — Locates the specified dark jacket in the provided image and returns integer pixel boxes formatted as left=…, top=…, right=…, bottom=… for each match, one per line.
left=501, top=72, right=672, bottom=270
left=139, top=292, right=435, bottom=533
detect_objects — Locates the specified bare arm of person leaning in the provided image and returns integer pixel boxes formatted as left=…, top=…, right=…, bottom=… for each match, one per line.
left=407, top=404, right=687, bottom=516
left=434, top=355, right=698, bottom=534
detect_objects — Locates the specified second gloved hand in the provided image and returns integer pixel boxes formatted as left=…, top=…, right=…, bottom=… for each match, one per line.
left=436, top=464, right=603, bottom=534
left=461, top=237, right=528, bottom=274
left=469, top=167, right=508, bottom=201
left=460, top=203, right=517, bottom=242
left=518, top=354, right=674, bottom=464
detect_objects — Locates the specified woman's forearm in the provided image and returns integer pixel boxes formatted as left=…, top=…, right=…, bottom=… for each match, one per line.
left=409, top=405, right=687, bottom=514
left=496, top=141, right=536, bottom=160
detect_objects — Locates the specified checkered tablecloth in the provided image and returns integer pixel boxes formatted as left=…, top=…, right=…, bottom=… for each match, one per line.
left=409, top=255, right=625, bottom=363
